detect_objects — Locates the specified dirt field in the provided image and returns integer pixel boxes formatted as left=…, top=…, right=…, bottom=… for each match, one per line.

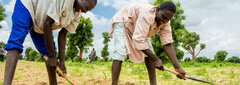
left=0, top=60, right=240, bottom=85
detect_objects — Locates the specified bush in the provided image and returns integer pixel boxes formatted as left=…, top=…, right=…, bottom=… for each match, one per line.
left=94, top=56, right=98, bottom=61
left=25, top=47, right=33, bottom=61
left=35, top=57, right=44, bottom=62
left=175, top=49, right=184, bottom=60
left=196, top=57, right=211, bottom=63
left=29, top=50, right=39, bottom=61
left=226, top=56, right=240, bottom=63
left=184, top=57, right=191, bottom=62
left=214, top=50, right=228, bottom=62
left=19, top=54, right=24, bottom=60
left=73, top=57, right=81, bottom=62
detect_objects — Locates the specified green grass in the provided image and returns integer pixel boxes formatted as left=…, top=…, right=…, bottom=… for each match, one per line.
left=0, top=60, right=240, bottom=85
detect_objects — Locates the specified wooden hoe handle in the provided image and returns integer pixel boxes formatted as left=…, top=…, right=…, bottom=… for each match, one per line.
left=43, top=55, right=75, bottom=85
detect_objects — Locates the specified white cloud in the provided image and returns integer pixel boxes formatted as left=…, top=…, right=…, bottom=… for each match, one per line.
left=98, top=0, right=155, bottom=10
left=81, top=12, right=114, bottom=58
left=3, top=0, right=15, bottom=13
left=0, top=20, right=9, bottom=29
left=178, top=0, right=240, bottom=59
left=82, top=12, right=109, bottom=30
left=2, top=0, right=240, bottom=60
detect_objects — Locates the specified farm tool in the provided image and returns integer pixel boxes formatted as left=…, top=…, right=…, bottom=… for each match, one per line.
left=43, top=55, right=75, bottom=85
left=164, top=67, right=214, bottom=85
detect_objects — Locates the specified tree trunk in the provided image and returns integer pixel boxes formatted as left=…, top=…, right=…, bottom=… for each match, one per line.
left=79, top=48, right=83, bottom=62
left=192, top=49, right=196, bottom=61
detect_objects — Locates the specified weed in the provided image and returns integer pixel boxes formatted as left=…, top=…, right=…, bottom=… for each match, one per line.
left=162, top=71, right=172, bottom=79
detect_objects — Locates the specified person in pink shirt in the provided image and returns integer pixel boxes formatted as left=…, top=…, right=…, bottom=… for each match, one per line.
left=110, top=1, right=186, bottom=85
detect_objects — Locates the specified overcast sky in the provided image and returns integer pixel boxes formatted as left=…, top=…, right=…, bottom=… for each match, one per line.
left=0, top=0, right=239, bottom=60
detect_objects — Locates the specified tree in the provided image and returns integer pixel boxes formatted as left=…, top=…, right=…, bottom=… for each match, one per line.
left=101, top=32, right=110, bottom=62
left=151, top=0, right=186, bottom=62
left=29, top=50, right=39, bottom=61
left=214, top=50, right=228, bottom=62
left=67, top=16, right=94, bottom=62
left=226, top=56, right=240, bottom=63
left=25, top=47, right=33, bottom=61
left=181, top=32, right=206, bottom=61
left=0, top=4, right=6, bottom=28
left=66, top=46, right=78, bottom=62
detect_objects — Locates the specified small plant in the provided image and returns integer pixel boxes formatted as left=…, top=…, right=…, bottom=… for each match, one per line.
left=102, top=71, right=107, bottom=79
left=162, top=71, right=172, bottom=79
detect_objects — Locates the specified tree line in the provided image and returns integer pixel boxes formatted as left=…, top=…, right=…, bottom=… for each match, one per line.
left=0, top=2, right=239, bottom=63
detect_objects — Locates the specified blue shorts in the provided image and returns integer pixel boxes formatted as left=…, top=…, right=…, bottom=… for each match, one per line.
left=4, top=0, right=56, bottom=58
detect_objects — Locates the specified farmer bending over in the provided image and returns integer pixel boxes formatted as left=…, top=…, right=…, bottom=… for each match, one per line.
left=3, top=0, right=97, bottom=85
left=110, top=1, right=185, bottom=85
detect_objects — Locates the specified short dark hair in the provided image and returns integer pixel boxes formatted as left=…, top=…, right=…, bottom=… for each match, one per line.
left=158, top=1, right=176, bottom=13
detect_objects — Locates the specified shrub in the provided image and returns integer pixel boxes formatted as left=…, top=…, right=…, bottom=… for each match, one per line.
left=35, top=57, right=44, bottom=62
left=226, top=56, right=240, bottom=63
left=214, top=50, right=228, bottom=62
left=175, top=49, right=184, bottom=60
left=19, top=54, right=24, bottom=60
left=196, top=57, right=211, bottom=63
left=184, top=57, right=191, bottom=62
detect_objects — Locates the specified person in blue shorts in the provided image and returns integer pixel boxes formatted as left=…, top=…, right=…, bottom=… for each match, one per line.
left=3, top=0, right=97, bottom=85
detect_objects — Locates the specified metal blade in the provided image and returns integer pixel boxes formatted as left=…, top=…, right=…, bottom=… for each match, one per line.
left=186, top=75, right=214, bottom=85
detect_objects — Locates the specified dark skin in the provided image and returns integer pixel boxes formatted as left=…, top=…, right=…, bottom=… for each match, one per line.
left=44, top=0, right=96, bottom=84
left=3, top=0, right=96, bottom=85
left=112, top=8, right=186, bottom=85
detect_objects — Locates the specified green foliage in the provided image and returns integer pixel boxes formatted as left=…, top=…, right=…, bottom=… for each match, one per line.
left=195, top=56, right=211, bottom=63
left=175, top=48, right=184, bottom=60
left=162, top=71, right=172, bottom=79
left=102, top=32, right=110, bottom=44
left=67, top=16, right=94, bottom=60
left=214, top=50, right=228, bottom=62
left=35, top=56, right=44, bottom=62
left=181, top=32, right=206, bottom=60
left=29, top=50, right=39, bottom=61
left=151, top=0, right=186, bottom=62
left=66, top=46, right=78, bottom=62
left=19, top=54, right=24, bottom=60
left=101, top=32, right=110, bottom=62
left=25, top=47, right=33, bottom=61
left=0, top=41, right=5, bottom=47
left=94, top=56, right=98, bottom=61
left=226, top=56, right=240, bottom=63
left=184, top=57, right=191, bottom=62
left=0, top=4, right=6, bottom=29
left=101, top=45, right=109, bottom=62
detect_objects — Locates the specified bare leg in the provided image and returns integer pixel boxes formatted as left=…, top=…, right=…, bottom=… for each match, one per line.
left=45, top=62, right=57, bottom=85
left=145, top=57, right=157, bottom=85
left=112, top=60, right=122, bottom=85
left=3, top=49, right=20, bottom=85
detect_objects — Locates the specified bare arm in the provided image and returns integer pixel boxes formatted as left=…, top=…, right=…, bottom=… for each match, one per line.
left=58, top=28, right=68, bottom=63
left=43, top=16, right=55, bottom=58
left=163, top=43, right=186, bottom=79
left=57, top=28, right=68, bottom=74
left=163, top=43, right=180, bottom=69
